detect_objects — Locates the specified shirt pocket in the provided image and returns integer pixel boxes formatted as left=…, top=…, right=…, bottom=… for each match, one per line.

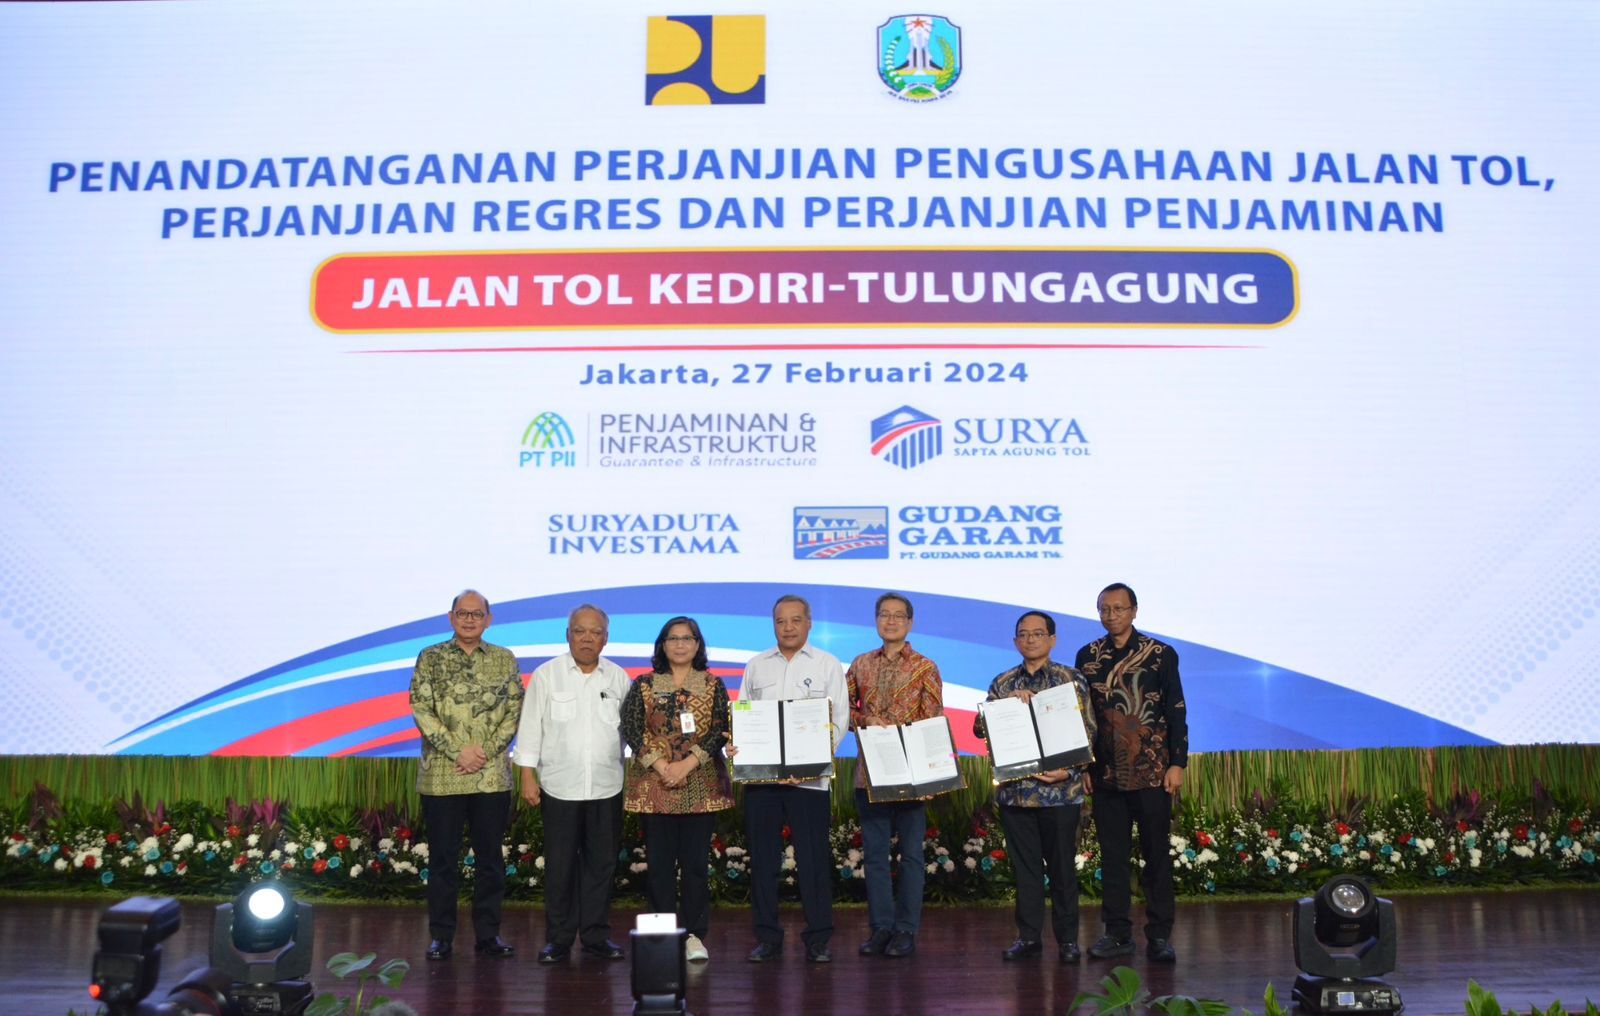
left=550, top=692, right=578, bottom=724
left=597, top=694, right=622, bottom=725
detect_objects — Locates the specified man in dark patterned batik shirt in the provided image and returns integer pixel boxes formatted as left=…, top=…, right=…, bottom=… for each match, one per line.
left=973, top=609, right=1097, bottom=965
left=1077, top=582, right=1188, bottom=965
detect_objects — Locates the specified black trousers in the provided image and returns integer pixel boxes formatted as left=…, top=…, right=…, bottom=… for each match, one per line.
left=421, top=791, right=510, bottom=944
left=642, top=812, right=717, bottom=938
left=541, top=791, right=623, bottom=948
left=744, top=784, right=833, bottom=949
left=998, top=802, right=1082, bottom=945
left=1094, top=786, right=1175, bottom=941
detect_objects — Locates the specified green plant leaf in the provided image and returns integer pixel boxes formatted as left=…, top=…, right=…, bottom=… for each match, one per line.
left=1467, top=980, right=1506, bottom=1016
left=375, top=957, right=410, bottom=988
left=305, top=994, right=348, bottom=1016
left=326, top=951, right=377, bottom=979
left=1263, top=981, right=1291, bottom=1016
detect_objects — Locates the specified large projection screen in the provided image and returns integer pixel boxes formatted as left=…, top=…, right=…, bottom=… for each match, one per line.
left=2, top=1, right=1596, bottom=758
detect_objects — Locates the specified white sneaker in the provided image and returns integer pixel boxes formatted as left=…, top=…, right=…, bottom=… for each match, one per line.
left=685, top=934, right=709, bottom=962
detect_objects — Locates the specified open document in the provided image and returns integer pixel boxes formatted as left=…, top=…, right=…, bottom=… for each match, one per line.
left=730, top=698, right=835, bottom=783
left=979, top=683, right=1094, bottom=783
left=859, top=715, right=967, bottom=802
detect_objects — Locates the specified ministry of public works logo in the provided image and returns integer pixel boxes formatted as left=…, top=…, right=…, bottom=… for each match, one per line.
left=519, top=411, right=576, bottom=469
left=871, top=406, right=943, bottom=470
left=878, top=15, right=961, bottom=102
left=793, top=507, right=889, bottom=560
left=646, top=15, right=766, bottom=105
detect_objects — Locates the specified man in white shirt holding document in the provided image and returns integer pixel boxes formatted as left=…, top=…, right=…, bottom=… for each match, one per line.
left=739, top=594, right=849, bottom=964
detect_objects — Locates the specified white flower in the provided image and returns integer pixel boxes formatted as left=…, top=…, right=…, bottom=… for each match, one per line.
left=120, top=856, right=134, bottom=868
left=934, top=847, right=949, bottom=857
left=725, top=847, right=745, bottom=858
left=413, top=843, right=429, bottom=859
left=964, top=857, right=978, bottom=870
left=140, top=836, right=159, bottom=853
left=53, top=858, right=68, bottom=872
left=269, top=850, right=282, bottom=861
left=282, top=841, right=298, bottom=855
left=379, top=838, right=395, bottom=852
left=175, top=834, right=195, bottom=853
left=350, top=838, right=363, bottom=851
left=846, top=849, right=862, bottom=864
left=247, top=834, right=260, bottom=848
left=629, top=863, right=648, bottom=874
left=1359, top=851, right=1371, bottom=861
left=517, top=843, right=530, bottom=854
left=312, top=840, right=327, bottom=855
left=926, top=863, right=937, bottom=874
left=246, top=849, right=263, bottom=860
left=1284, top=851, right=1300, bottom=863
left=781, top=857, right=797, bottom=871
left=349, top=864, right=363, bottom=877
left=1196, top=849, right=1218, bottom=865
left=1287, top=862, right=1299, bottom=874
left=535, top=856, right=545, bottom=870
left=144, top=864, right=157, bottom=876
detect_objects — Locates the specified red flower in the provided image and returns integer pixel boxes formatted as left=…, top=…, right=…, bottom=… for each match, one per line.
left=781, top=825, right=792, bottom=842
left=1514, top=825, right=1529, bottom=842
left=83, top=855, right=98, bottom=870
left=926, top=825, right=940, bottom=840
left=1334, top=822, right=1352, bottom=836
left=711, top=835, right=724, bottom=854
left=8, top=832, right=22, bottom=842
left=1443, top=851, right=1455, bottom=863
left=1195, top=831, right=1214, bottom=848
left=397, top=827, right=413, bottom=841
left=155, top=824, right=172, bottom=837
left=313, top=859, right=329, bottom=875
left=369, top=860, right=383, bottom=872
left=1265, top=828, right=1278, bottom=840
left=1239, top=851, right=1251, bottom=862
left=851, top=831, right=863, bottom=848
left=1397, top=833, right=1413, bottom=846
left=234, top=854, right=247, bottom=868
left=105, top=833, right=121, bottom=845
left=973, top=823, right=988, bottom=838
left=332, top=834, right=351, bottom=851
left=1457, top=820, right=1471, bottom=833
left=990, top=849, right=1007, bottom=861
left=1569, top=819, right=1585, bottom=834
left=176, top=862, right=188, bottom=874
left=226, top=825, right=242, bottom=838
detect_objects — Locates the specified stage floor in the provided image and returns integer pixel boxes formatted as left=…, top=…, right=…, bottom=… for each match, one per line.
left=4, top=890, right=1597, bottom=1015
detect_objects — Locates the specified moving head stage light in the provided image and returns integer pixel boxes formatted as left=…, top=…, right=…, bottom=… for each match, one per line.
left=211, top=882, right=316, bottom=1015
left=1292, top=875, right=1403, bottom=1014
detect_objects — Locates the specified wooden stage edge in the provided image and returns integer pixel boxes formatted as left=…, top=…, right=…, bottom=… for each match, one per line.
left=3, top=889, right=1598, bottom=1015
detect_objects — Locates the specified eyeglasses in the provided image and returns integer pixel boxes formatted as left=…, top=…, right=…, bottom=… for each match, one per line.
left=453, top=610, right=486, bottom=621
left=1014, top=630, right=1051, bottom=642
left=1098, top=605, right=1133, bottom=617
left=876, top=611, right=909, bottom=622
left=663, top=635, right=698, bottom=644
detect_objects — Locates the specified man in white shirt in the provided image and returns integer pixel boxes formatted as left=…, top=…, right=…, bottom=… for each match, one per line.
left=515, top=603, right=631, bottom=963
left=741, top=594, right=849, bottom=964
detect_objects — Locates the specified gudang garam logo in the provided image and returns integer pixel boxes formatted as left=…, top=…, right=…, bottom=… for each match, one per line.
left=897, top=504, right=1063, bottom=560
left=871, top=405, right=943, bottom=469
left=519, top=411, right=577, bottom=469
left=547, top=513, right=740, bottom=555
left=793, top=507, right=889, bottom=560
left=646, top=15, right=766, bottom=105
left=878, top=15, right=961, bottom=102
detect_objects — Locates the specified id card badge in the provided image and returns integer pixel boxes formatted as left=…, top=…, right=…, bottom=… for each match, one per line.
left=679, top=711, right=697, bottom=735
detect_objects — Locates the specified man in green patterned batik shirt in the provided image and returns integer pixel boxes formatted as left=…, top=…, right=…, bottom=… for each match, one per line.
left=410, top=589, right=525, bottom=962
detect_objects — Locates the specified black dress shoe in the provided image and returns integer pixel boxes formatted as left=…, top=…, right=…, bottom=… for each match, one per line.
left=747, top=941, right=781, bottom=963
left=1147, top=938, right=1177, bottom=963
left=475, top=936, right=514, bottom=958
left=805, top=944, right=832, bottom=964
left=426, top=939, right=452, bottom=961
left=582, top=939, right=625, bottom=960
left=1059, top=942, right=1081, bottom=963
left=883, top=932, right=916, bottom=958
left=537, top=943, right=570, bottom=964
left=858, top=929, right=893, bottom=956
left=1001, top=939, right=1042, bottom=961
left=1087, top=934, right=1135, bottom=959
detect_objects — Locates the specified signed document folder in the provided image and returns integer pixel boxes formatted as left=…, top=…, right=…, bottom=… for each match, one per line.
left=979, top=683, right=1093, bottom=783
left=858, top=715, right=967, bottom=803
left=730, top=697, right=836, bottom=783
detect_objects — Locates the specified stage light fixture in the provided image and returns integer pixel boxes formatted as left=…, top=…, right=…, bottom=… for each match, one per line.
left=1291, top=875, right=1402, bottom=1014
left=211, top=881, right=315, bottom=1015
left=630, top=913, right=691, bottom=1016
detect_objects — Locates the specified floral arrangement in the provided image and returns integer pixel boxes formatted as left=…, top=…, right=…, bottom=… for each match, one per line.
left=4, top=781, right=1596, bottom=904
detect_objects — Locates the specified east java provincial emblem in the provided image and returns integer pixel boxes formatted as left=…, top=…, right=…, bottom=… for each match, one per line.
left=878, top=15, right=961, bottom=102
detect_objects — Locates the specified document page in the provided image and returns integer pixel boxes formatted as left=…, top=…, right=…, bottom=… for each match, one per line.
left=1032, top=683, right=1091, bottom=758
left=781, top=697, right=834, bottom=766
left=906, top=716, right=960, bottom=784
left=858, top=725, right=912, bottom=785
left=730, top=699, right=783, bottom=767
left=980, top=697, right=1041, bottom=768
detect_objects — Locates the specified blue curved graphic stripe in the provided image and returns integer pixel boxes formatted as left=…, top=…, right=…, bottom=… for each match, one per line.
left=113, top=583, right=1493, bottom=754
